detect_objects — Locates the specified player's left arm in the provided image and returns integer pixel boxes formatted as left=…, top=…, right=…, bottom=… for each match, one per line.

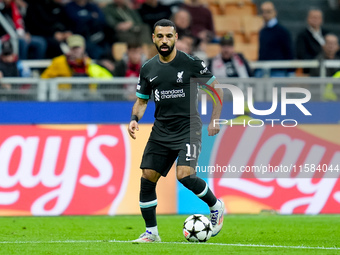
left=208, top=79, right=223, bottom=136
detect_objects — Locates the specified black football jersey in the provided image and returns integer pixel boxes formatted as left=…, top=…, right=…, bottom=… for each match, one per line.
left=136, top=50, right=216, bottom=143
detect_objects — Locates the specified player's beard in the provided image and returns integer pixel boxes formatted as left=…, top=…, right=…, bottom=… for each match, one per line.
left=155, top=43, right=175, bottom=57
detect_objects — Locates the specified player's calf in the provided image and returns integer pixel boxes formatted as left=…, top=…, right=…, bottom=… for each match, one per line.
left=139, top=177, right=159, bottom=236
left=178, top=174, right=217, bottom=207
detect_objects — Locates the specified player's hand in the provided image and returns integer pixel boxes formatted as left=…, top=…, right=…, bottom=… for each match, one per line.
left=128, top=120, right=139, bottom=139
left=208, top=122, right=220, bottom=136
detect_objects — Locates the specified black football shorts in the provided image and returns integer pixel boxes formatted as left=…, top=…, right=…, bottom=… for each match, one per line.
left=140, top=139, right=201, bottom=177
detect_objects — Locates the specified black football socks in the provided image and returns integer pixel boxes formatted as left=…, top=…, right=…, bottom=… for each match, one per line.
left=179, top=174, right=217, bottom=207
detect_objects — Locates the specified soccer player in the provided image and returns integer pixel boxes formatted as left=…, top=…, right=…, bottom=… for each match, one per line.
left=128, top=19, right=224, bottom=243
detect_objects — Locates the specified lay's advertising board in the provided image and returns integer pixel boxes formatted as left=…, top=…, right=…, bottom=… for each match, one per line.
left=0, top=123, right=339, bottom=215
left=0, top=124, right=176, bottom=216
left=179, top=124, right=340, bottom=215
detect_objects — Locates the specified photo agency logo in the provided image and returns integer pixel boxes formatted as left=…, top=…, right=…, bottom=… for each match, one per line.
left=199, top=83, right=223, bottom=111
left=200, top=84, right=312, bottom=127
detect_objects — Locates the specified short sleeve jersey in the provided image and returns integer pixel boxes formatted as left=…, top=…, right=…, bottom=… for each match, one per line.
left=136, top=50, right=216, bottom=142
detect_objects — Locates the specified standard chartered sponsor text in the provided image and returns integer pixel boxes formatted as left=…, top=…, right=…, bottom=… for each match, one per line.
left=161, top=88, right=185, bottom=99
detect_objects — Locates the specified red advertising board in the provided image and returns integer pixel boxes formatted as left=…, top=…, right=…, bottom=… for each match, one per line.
left=2, top=124, right=339, bottom=215
left=209, top=125, right=340, bottom=214
left=0, top=125, right=130, bottom=216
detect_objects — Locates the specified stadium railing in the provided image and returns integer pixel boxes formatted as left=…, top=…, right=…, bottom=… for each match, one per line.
left=0, top=12, right=19, bottom=56
left=21, top=59, right=340, bottom=76
left=1, top=60, right=339, bottom=101
left=1, top=76, right=339, bottom=102
left=47, top=77, right=137, bottom=101
left=0, top=77, right=47, bottom=101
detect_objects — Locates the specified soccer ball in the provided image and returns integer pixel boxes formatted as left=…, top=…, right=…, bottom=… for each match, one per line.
left=183, top=214, right=212, bottom=242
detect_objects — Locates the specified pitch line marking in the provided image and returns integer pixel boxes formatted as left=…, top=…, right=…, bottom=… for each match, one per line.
left=0, top=240, right=339, bottom=250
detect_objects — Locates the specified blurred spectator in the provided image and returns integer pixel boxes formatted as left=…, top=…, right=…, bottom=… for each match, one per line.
left=323, top=70, right=339, bottom=101
left=64, top=0, right=112, bottom=59
left=182, top=0, right=214, bottom=43
left=25, top=0, right=73, bottom=59
left=310, top=34, right=340, bottom=77
left=171, top=8, right=191, bottom=39
left=130, top=0, right=144, bottom=9
left=97, top=51, right=115, bottom=76
left=0, top=40, right=31, bottom=90
left=41, top=34, right=112, bottom=79
left=91, top=0, right=111, bottom=8
left=0, top=0, right=47, bottom=59
left=41, top=34, right=112, bottom=100
left=310, top=34, right=340, bottom=101
left=172, top=7, right=211, bottom=60
left=256, top=1, right=294, bottom=77
left=114, top=42, right=146, bottom=77
left=14, top=0, right=27, bottom=14
left=159, top=0, right=184, bottom=13
left=177, top=32, right=208, bottom=61
left=328, top=0, right=339, bottom=10
left=159, top=0, right=183, bottom=5
left=176, top=38, right=190, bottom=54
left=102, top=0, right=151, bottom=44
left=296, top=8, right=329, bottom=61
left=114, top=42, right=146, bottom=99
left=207, top=34, right=252, bottom=78
left=172, top=8, right=206, bottom=56
left=176, top=33, right=194, bottom=55
left=138, top=0, right=172, bottom=33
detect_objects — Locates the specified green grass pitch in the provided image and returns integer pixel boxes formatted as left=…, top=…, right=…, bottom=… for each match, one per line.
left=0, top=214, right=339, bottom=254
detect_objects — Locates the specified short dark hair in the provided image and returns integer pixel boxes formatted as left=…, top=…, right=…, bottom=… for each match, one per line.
left=220, top=33, right=234, bottom=46
left=1, top=40, right=13, bottom=56
left=153, top=19, right=177, bottom=33
left=127, top=42, right=142, bottom=50
left=307, top=7, right=323, bottom=19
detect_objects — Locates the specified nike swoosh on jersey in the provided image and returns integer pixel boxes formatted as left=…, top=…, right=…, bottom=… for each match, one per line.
left=186, top=157, right=196, bottom=161
left=150, top=76, right=158, bottom=82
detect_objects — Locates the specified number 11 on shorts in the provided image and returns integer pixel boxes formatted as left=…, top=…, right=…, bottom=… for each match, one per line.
left=186, top=143, right=197, bottom=160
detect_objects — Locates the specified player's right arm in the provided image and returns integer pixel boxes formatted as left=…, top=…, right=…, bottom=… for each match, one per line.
left=128, top=63, right=152, bottom=139
left=128, top=97, right=148, bottom=139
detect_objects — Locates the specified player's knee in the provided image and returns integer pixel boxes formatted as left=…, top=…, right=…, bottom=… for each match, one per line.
left=176, top=166, right=194, bottom=180
left=142, top=169, right=161, bottom=183
left=177, top=171, right=190, bottom=180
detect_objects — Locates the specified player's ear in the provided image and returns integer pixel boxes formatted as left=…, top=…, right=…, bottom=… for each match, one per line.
left=175, top=33, right=178, bottom=41
left=152, top=33, right=155, bottom=43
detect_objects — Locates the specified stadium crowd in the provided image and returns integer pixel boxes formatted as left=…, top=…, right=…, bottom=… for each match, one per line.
left=0, top=0, right=340, bottom=99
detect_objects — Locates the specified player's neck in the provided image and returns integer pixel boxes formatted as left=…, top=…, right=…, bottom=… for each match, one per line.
left=158, top=48, right=177, bottom=63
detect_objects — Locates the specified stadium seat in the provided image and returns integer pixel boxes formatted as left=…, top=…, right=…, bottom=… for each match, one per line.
left=205, top=43, right=221, bottom=58
left=208, top=1, right=223, bottom=15
left=233, top=33, right=247, bottom=44
left=242, top=15, right=263, bottom=43
left=223, top=2, right=257, bottom=15
left=213, top=15, right=243, bottom=37
left=234, top=43, right=258, bottom=61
